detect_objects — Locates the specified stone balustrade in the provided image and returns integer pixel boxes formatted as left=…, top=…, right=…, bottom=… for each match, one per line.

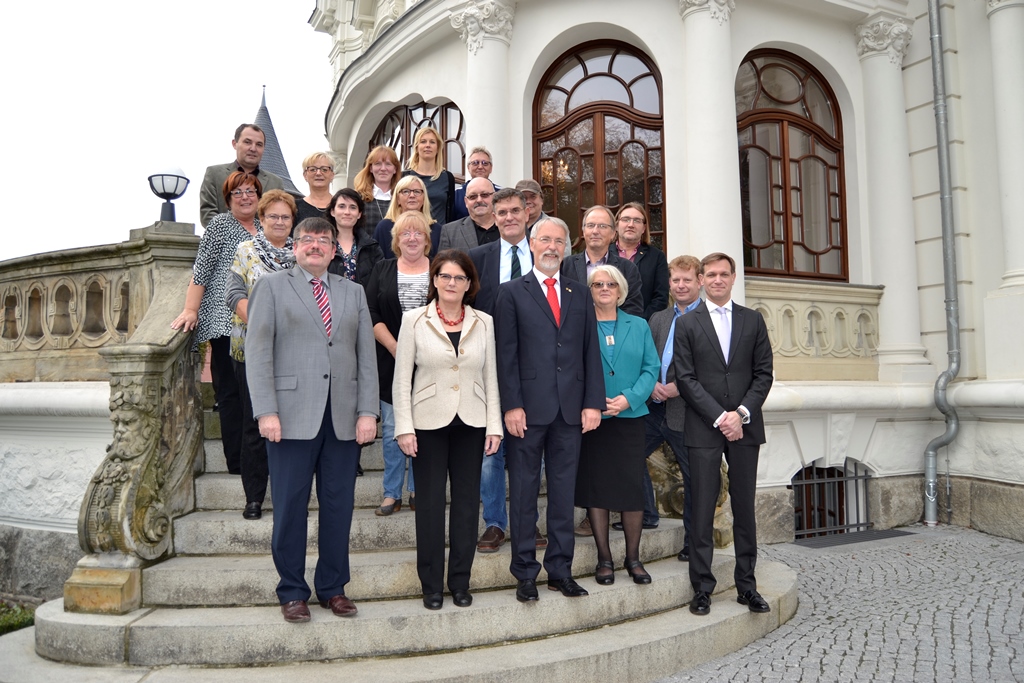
left=745, top=276, right=884, bottom=381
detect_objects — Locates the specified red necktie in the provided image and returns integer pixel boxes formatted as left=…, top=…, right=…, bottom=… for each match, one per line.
left=311, top=278, right=332, bottom=336
left=544, top=278, right=560, bottom=327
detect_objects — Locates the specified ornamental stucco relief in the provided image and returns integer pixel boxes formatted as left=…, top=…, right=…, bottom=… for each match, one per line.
left=856, top=16, right=913, bottom=66
left=451, top=0, right=515, bottom=55
left=679, top=0, right=736, bottom=24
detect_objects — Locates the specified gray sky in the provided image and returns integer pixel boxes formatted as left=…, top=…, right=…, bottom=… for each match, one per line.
left=0, top=1, right=334, bottom=260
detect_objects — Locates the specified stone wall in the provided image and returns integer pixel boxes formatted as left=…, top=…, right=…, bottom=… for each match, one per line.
left=0, top=525, right=81, bottom=604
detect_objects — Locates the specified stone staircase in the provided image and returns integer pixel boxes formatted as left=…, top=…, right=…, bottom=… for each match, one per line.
left=18, top=403, right=798, bottom=681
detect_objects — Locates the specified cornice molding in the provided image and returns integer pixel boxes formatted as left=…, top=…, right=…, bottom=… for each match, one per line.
left=679, top=0, right=736, bottom=25
left=988, top=0, right=1024, bottom=16
left=855, top=14, right=912, bottom=66
left=450, top=0, right=515, bottom=55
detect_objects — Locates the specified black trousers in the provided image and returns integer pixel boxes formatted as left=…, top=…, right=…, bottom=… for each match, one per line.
left=688, top=441, right=760, bottom=595
left=208, top=335, right=242, bottom=474
left=410, top=417, right=485, bottom=595
left=232, top=359, right=268, bottom=504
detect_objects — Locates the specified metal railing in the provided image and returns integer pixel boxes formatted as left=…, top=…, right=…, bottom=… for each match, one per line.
left=791, top=458, right=873, bottom=538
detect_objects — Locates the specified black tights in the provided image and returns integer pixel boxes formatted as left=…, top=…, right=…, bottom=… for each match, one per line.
left=588, top=508, right=644, bottom=565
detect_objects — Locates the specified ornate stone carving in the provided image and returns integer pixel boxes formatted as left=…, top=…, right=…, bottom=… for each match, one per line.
left=856, top=16, right=913, bottom=66
left=451, top=0, right=515, bottom=55
left=679, top=0, right=735, bottom=24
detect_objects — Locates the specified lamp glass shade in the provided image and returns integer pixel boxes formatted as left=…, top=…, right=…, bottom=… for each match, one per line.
left=148, top=172, right=190, bottom=200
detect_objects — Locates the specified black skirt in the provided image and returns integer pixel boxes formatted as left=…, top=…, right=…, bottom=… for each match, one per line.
left=575, top=416, right=645, bottom=510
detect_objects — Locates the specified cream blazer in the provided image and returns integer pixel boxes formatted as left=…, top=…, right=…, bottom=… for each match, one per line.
left=392, top=303, right=503, bottom=437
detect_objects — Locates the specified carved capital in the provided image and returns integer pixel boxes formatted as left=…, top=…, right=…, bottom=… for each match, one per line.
left=451, top=0, right=515, bottom=55
left=988, top=0, right=1024, bottom=15
left=679, top=0, right=736, bottom=24
left=856, top=15, right=912, bottom=66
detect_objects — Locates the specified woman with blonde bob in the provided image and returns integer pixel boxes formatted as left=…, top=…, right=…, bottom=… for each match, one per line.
left=354, top=145, right=401, bottom=230
left=365, top=212, right=434, bottom=518
left=295, top=152, right=336, bottom=223
left=402, top=127, right=456, bottom=226
left=372, top=174, right=440, bottom=259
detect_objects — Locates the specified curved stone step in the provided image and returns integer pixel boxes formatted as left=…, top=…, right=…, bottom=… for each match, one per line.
left=146, top=520, right=684, bottom=606
left=203, top=438, right=385, bottom=474
left=36, top=553, right=767, bottom=667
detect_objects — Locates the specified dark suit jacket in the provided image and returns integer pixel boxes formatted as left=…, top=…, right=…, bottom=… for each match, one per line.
left=494, top=272, right=605, bottom=425
left=439, top=216, right=491, bottom=253
left=672, top=301, right=773, bottom=447
left=561, top=251, right=644, bottom=317
left=647, top=304, right=694, bottom=432
left=199, top=161, right=283, bottom=228
left=327, top=231, right=384, bottom=286
left=468, top=239, right=532, bottom=316
left=629, top=244, right=669, bottom=320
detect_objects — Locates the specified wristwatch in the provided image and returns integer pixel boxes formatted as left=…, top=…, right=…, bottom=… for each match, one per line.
left=736, top=406, right=751, bottom=425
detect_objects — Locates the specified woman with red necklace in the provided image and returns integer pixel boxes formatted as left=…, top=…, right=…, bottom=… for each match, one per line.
left=392, top=249, right=502, bottom=611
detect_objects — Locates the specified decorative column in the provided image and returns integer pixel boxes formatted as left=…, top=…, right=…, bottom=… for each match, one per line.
left=983, top=0, right=1024, bottom=378
left=451, top=1, right=515, bottom=183
left=856, top=14, right=933, bottom=382
left=679, top=0, right=746, bottom=300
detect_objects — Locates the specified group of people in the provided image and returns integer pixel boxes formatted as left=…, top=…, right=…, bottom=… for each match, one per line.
left=171, top=121, right=774, bottom=624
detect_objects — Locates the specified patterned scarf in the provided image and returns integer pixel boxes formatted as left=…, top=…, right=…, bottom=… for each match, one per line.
left=253, top=229, right=295, bottom=272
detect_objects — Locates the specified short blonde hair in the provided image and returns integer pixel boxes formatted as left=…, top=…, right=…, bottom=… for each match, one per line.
left=301, top=152, right=334, bottom=172
left=391, top=211, right=432, bottom=259
left=588, top=264, right=628, bottom=307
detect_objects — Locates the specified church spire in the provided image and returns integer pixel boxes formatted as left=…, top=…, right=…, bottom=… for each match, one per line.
left=254, top=87, right=301, bottom=196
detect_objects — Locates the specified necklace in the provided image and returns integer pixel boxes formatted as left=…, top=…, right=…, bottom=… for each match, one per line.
left=436, top=302, right=465, bottom=326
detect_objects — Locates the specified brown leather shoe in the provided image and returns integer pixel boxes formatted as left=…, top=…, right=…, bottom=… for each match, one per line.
left=535, top=527, right=548, bottom=549
left=574, top=518, right=593, bottom=537
left=281, top=599, right=310, bottom=623
left=319, top=594, right=358, bottom=617
left=476, top=526, right=506, bottom=553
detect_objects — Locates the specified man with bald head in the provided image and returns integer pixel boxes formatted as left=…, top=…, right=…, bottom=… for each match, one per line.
left=439, top=177, right=497, bottom=252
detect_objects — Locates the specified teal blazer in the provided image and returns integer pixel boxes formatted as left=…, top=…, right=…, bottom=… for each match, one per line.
left=597, top=310, right=659, bottom=419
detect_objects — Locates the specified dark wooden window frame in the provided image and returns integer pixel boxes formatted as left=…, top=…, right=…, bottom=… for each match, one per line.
left=370, top=101, right=466, bottom=182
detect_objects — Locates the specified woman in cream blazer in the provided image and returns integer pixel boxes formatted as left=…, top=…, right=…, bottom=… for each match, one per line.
left=393, top=249, right=502, bottom=611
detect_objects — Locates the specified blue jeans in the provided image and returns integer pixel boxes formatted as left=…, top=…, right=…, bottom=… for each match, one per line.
left=643, top=401, right=691, bottom=542
left=380, top=401, right=414, bottom=500
left=480, top=438, right=507, bottom=531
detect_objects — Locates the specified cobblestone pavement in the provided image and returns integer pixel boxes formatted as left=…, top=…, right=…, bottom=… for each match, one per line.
left=659, top=525, right=1024, bottom=683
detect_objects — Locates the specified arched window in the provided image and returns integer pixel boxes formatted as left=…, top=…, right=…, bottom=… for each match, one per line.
left=534, top=42, right=665, bottom=248
left=737, top=50, right=847, bottom=280
left=370, top=102, right=466, bottom=181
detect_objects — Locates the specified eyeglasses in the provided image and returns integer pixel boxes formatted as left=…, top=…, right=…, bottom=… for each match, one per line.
left=264, top=214, right=292, bottom=223
left=231, top=188, right=258, bottom=197
left=590, top=281, right=619, bottom=290
left=535, top=236, right=567, bottom=248
left=297, top=235, right=334, bottom=247
left=399, top=188, right=425, bottom=197
left=306, top=166, right=333, bottom=174
left=436, top=273, right=469, bottom=284
left=399, top=231, right=425, bottom=239
left=468, top=160, right=492, bottom=167
left=618, top=216, right=646, bottom=225
left=466, top=192, right=494, bottom=201
left=583, top=222, right=613, bottom=231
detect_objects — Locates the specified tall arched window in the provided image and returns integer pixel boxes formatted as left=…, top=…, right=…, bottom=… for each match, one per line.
left=370, top=102, right=466, bottom=181
left=737, top=50, right=847, bottom=280
left=534, top=42, right=665, bottom=248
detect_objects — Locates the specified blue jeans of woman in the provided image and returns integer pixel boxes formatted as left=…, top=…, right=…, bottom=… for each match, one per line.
left=380, top=401, right=415, bottom=500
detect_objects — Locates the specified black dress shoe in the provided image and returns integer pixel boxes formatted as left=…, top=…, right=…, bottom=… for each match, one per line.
left=242, top=501, right=262, bottom=520
left=677, top=545, right=690, bottom=562
left=737, top=590, right=771, bottom=613
left=689, top=591, right=711, bottom=616
left=594, top=560, right=615, bottom=585
left=547, top=577, right=589, bottom=597
left=356, top=463, right=364, bottom=477
left=422, top=592, right=443, bottom=610
left=452, top=589, right=473, bottom=607
left=516, top=579, right=539, bottom=602
left=611, top=520, right=659, bottom=530
left=624, top=559, right=652, bottom=585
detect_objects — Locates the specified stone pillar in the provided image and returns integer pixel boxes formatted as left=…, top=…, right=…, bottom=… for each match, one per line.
left=451, top=0, right=515, bottom=183
left=679, top=0, right=746, bottom=300
left=983, top=0, right=1024, bottom=378
left=856, top=14, right=933, bottom=382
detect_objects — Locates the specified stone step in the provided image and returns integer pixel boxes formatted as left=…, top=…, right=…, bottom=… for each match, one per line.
left=33, top=554, right=797, bottom=669
left=146, top=520, right=684, bottom=606
left=203, top=438, right=386, bottom=474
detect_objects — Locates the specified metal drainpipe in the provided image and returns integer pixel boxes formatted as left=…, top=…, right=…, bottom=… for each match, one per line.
left=922, top=0, right=961, bottom=526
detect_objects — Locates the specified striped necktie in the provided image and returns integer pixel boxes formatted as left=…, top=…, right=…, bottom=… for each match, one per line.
left=311, top=278, right=332, bottom=336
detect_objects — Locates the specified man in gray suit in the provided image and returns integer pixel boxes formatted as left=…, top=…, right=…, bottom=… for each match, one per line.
left=246, top=217, right=379, bottom=623
left=199, top=123, right=284, bottom=227
left=438, top=177, right=497, bottom=252
left=561, top=205, right=644, bottom=317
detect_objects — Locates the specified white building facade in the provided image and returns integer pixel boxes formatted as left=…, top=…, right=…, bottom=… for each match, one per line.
left=310, top=0, right=1024, bottom=542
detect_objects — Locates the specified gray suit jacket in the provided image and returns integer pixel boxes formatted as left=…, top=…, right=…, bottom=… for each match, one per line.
left=245, top=267, right=379, bottom=441
left=199, top=161, right=284, bottom=227
left=561, top=251, right=645, bottom=317
left=647, top=305, right=691, bottom=432
left=438, top=216, right=488, bottom=253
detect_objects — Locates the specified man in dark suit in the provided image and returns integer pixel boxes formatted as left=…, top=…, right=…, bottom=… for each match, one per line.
left=468, top=188, right=533, bottom=553
left=561, top=205, right=644, bottom=317
left=439, top=178, right=497, bottom=252
left=673, top=252, right=773, bottom=616
left=495, top=216, right=605, bottom=601
left=246, top=217, right=379, bottom=623
left=199, top=123, right=284, bottom=227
